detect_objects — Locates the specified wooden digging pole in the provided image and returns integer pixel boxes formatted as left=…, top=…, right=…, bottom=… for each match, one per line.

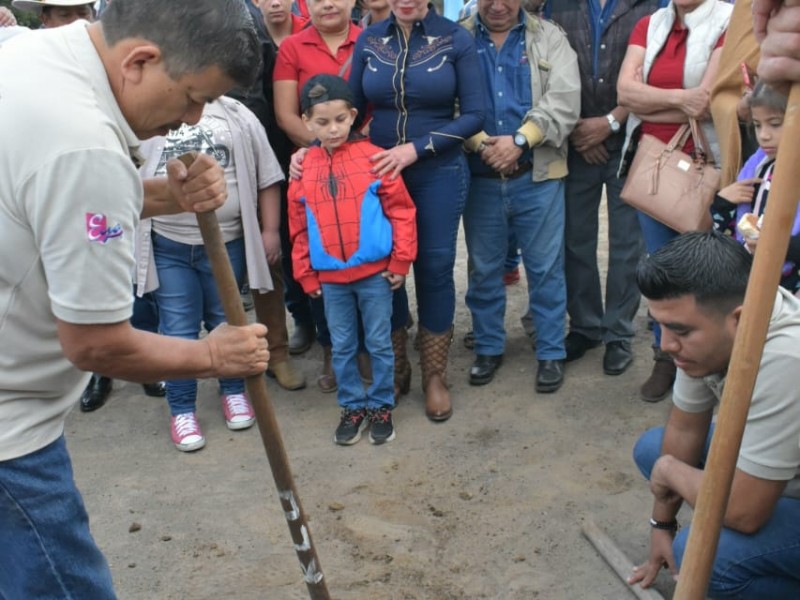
left=672, top=81, right=800, bottom=597
left=179, top=153, right=331, bottom=599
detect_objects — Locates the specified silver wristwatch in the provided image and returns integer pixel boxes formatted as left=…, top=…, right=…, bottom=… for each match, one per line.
left=606, top=113, right=621, bottom=133
left=513, top=132, right=529, bottom=149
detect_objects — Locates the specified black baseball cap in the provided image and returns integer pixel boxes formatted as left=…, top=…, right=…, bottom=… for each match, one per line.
left=300, top=74, right=355, bottom=114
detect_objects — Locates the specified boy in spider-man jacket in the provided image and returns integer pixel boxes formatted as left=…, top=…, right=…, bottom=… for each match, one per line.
left=288, top=74, right=417, bottom=446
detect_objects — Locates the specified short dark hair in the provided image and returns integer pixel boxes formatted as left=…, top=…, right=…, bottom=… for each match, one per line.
left=748, top=81, right=788, bottom=114
left=636, top=231, right=752, bottom=315
left=101, top=0, right=261, bottom=89
left=41, top=4, right=95, bottom=17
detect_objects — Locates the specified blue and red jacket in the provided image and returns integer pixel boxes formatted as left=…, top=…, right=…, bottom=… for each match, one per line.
left=288, top=138, right=417, bottom=294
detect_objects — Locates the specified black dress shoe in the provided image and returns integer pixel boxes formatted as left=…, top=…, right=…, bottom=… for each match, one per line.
left=536, top=360, right=564, bottom=393
left=565, top=332, right=602, bottom=362
left=142, top=381, right=167, bottom=397
left=469, top=354, right=503, bottom=386
left=603, top=341, right=633, bottom=376
left=80, top=375, right=112, bottom=412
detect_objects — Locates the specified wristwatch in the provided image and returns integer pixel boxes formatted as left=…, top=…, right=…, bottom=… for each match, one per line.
left=606, top=113, right=621, bottom=133
left=513, top=132, right=529, bottom=149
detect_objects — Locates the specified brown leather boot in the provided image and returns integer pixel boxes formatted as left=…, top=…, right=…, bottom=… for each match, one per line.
left=317, top=346, right=337, bottom=393
left=640, top=348, right=676, bottom=403
left=391, top=328, right=412, bottom=402
left=418, top=326, right=453, bottom=421
left=267, top=359, right=307, bottom=391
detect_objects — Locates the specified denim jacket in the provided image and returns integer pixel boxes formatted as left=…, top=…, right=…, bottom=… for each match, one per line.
left=350, top=6, right=485, bottom=161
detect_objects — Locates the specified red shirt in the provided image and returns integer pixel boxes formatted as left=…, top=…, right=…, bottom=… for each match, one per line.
left=273, top=23, right=362, bottom=97
left=629, top=15, right=726, bottom=154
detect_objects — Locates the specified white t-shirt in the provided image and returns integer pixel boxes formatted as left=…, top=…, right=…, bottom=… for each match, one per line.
left=0, top=23, right=140, bottom=460
left=672, top=288, right=800, bottom=499
left=151, top=107, right=243, bottom=244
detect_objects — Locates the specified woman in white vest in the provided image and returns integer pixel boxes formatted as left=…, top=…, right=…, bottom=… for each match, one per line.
left=616, top=0, right=732, bottom=404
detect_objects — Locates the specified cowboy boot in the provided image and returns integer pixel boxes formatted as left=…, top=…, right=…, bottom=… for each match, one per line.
left=252, top=280, right=307, bottom=391
left=391, top=328, right=412, bottom=402
left=318, top=345, right=337, bottom=393
left=418, top=326, right=453, bottom=422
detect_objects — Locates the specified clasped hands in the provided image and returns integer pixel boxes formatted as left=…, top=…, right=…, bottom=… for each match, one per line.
left=478, top=136, right=524, bottom=176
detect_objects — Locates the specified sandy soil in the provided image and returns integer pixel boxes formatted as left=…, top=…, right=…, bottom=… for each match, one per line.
left=67, top=212, right=682, bottom=599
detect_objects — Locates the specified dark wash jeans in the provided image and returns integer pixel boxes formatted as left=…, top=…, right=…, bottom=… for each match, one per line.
left=402, top=151, right=469, bottom=333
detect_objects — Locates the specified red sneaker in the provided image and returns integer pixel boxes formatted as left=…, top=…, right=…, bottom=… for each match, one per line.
left=503, top=267, right=520, bottom=286
left=170, top=413, right=206, bottom=452
left=221, top=393, right=255, bottom=430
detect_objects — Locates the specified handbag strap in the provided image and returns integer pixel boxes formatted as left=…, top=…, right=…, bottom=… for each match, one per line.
left=338, top=54, right=353, bottom=78
left=688, top=118, right=715, bottom=165
left=665, top=124, right=692, bottom=152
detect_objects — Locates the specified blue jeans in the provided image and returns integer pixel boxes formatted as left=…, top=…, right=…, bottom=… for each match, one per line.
left=505, top=232, right=521, bottom=273
left=464, top=176, right=567, bottom=359
left=322, top=273, right=394, bottom=410
left=0, top=436, right=117, bottom=599
left=633, top=426, right=800, bottom=598
left=637, top=213, right=679, bottom=347
left=402, top=152, right=469, bottom=333
left=152, top=233, right=246, bottom=415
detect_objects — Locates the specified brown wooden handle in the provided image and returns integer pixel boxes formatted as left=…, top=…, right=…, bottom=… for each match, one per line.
left=176, top=152, right=331, bottom=599
left=673, top=83, right=800, bottom=599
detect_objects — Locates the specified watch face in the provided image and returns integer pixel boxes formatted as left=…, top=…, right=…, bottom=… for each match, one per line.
left=514, top=133, right=527, bottom=148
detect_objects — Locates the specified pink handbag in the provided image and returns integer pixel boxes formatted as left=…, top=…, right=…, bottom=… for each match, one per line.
left=621, top=119, right=719, bottom=233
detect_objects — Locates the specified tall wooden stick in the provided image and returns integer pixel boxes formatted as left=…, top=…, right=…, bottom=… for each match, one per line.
left=673, top=84, right=800, bottom=598
left=179, top=153, right=330, bottom=599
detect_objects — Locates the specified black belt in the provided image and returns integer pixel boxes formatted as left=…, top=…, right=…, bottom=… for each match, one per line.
left=474, top=162, right=533, bottom=180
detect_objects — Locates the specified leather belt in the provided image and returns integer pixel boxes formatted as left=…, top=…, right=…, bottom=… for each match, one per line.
left=474, top=162, right=533, bottom=180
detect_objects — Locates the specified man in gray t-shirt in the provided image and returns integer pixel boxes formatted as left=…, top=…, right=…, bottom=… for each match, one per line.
left=628, top=231, right=800, bottom=597
left=0, top=1, right=268, bottom=597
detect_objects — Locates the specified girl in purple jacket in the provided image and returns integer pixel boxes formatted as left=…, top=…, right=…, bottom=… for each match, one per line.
left=716, top=81, right=800, bottom=294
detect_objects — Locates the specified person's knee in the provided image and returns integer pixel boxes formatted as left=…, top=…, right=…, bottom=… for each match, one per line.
left=416, top=247, right=456, bottom=287
left=633, top=427, right=664, bottom=479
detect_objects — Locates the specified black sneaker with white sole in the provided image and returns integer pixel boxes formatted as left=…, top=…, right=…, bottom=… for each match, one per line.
left=367, top=407, right=396, bottom=445
left=334, top=408, right=367, bottom=445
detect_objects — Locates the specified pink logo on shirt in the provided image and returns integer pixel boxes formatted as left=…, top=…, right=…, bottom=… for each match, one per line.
left=86, top=212, right=123, bottom=244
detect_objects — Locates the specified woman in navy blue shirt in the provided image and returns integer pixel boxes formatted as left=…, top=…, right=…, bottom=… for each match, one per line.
left=350, top=0, right=485, bottom=421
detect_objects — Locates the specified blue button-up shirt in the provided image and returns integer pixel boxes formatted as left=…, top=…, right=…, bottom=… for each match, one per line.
left=349, top=8, right=485, bottom=160
left=587, top=0, right=618, bottom=81
left=468, top=11, right=533, bottom=177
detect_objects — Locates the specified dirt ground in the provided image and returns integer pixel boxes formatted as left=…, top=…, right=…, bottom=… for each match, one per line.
left=67, top=209, right=682, bottom=599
